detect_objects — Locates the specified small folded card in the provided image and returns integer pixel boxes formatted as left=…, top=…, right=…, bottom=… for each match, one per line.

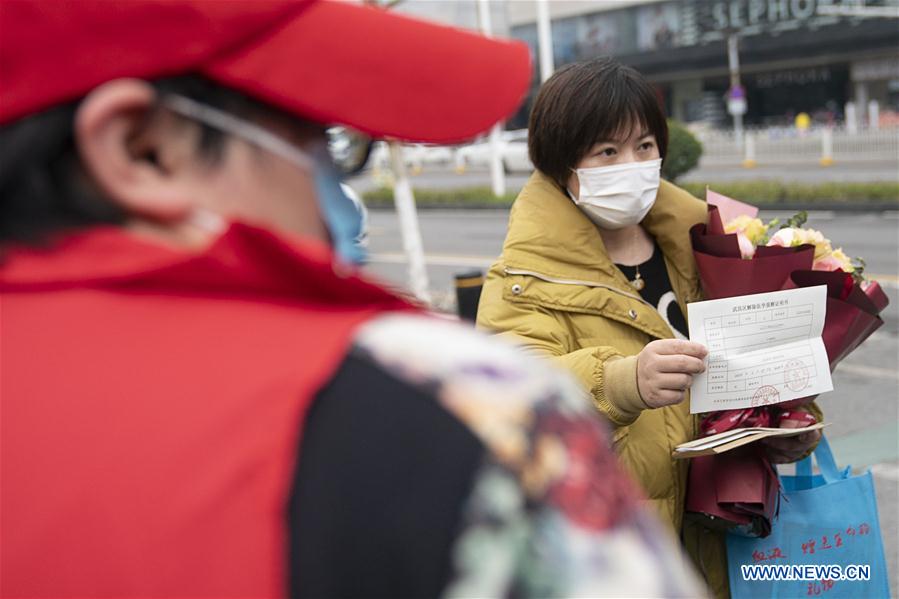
left=673, top=422, right=828, bottom=459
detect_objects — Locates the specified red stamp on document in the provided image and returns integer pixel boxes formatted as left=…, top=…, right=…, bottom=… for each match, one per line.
left=784, top=359, right=810, bottom=392
left=751, top=385, right=780, bottom=407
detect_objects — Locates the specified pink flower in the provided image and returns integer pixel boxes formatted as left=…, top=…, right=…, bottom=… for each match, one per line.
left=737, top=232, right=757, bottom=259
left=813, top=248, right=854, bottom=273
left=766, top=228, right=796, bottom=248
left=813, top=255, right=843, bottom=272
left=768, top=227, right=833, bottom=260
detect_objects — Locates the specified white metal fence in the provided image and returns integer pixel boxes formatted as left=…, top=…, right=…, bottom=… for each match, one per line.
left=366, top=127, right=898, bottom=175
left=696, top=127, right=899, bottom=166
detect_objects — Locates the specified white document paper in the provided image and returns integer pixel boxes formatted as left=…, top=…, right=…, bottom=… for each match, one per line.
left=687, top=286, right=833, bottom=414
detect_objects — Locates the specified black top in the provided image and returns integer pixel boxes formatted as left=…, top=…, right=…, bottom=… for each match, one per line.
left=616, top=242, right=688, bottom=338
left=289, top=351, right=484, bottom=598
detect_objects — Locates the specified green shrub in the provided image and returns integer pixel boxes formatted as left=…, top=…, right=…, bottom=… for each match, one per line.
left=363, top=181, right=899, bottom=208
left=662, top=120, right=703, bottom=182
left=679, top=182, right=899, bottom=205
left=362, top=186, right=517, bottom=208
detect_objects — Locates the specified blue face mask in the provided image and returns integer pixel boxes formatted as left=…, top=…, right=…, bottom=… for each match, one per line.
left=163, top=95, right=368, bottom=265
left=308, top=144, right=367, bottom=265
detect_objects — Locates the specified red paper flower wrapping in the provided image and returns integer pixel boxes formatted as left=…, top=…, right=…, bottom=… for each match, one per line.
left=785, top=270, right=888, bottom=367
left=690, top=207, right=816, bottom=300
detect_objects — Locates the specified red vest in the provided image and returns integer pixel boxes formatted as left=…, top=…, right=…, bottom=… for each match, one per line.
left=0, top=224, right=410, bottom=597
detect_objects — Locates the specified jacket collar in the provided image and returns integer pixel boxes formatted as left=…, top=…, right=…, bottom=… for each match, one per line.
left=0, top=222, right=412, bottom=310
left=502, top=171, right=707, bottom=301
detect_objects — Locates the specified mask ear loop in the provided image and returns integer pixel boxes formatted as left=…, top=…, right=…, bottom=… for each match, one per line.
left=162, top=95, right=318, bottom=240
left=567, top=167, right=582, bottom=203
left=162, top=94, right=367, bottom=266
left=162, top=94, right=316, bottom=172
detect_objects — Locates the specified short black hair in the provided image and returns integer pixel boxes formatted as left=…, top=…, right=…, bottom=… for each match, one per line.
left=528, top=57, right=668, bottom=189
left=0, top=75, right=299, bottom=246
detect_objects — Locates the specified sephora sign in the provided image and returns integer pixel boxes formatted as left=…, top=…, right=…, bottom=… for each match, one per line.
left=700, top=0, right=867, bottom=36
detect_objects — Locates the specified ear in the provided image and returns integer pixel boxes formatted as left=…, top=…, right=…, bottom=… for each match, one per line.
left=74, top=78, right=192, bottom=221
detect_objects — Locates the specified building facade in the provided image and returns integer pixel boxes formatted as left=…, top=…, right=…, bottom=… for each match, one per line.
left=506, top=0, right=899, bottom=129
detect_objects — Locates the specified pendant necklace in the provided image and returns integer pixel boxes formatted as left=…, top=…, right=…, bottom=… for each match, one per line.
left=628, top=227, right=647, bottom=291
left=630, top=264, right=645, bottom=291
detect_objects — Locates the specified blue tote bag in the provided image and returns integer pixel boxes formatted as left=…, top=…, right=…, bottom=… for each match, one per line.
left=727, top=436, right=891, bottom=598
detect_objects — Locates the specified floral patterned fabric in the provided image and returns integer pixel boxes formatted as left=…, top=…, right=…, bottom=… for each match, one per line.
left=354, top=314, right=706, bottom=598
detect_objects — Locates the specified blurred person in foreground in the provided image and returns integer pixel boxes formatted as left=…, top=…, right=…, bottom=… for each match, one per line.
left=476, top=58, right=823, bottom=598
left=0, top=2, right=705, bottom=597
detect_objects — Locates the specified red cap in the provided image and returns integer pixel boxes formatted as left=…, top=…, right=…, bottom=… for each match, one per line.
left=0, top=0, right=531, bottom=144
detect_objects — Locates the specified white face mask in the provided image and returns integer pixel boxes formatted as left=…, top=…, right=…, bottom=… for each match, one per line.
left=570, top=158, right=662, bottom=229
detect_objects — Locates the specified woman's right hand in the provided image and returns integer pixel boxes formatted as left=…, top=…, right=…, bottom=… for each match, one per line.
left=636, top=339, right=708, bottom=408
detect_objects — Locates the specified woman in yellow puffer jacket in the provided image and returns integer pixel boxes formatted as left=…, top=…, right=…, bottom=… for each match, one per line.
left=476, top=58, right=823, bottom=598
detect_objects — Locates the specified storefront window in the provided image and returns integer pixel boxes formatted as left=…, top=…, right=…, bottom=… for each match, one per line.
left=637, top=3, right=682, bottom=51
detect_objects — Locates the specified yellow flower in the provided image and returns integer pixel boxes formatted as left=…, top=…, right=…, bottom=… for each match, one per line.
left=811, top=246, right=856, bottom=273
left=793, top=228, right=833, bottom=260
left=830, top=248, right=854, bottom=272
left=725, top=215, right=769, bottom=245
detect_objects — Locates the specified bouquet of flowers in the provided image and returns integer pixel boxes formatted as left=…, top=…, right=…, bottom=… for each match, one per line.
left=684, top=190, right=889, bottom=537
